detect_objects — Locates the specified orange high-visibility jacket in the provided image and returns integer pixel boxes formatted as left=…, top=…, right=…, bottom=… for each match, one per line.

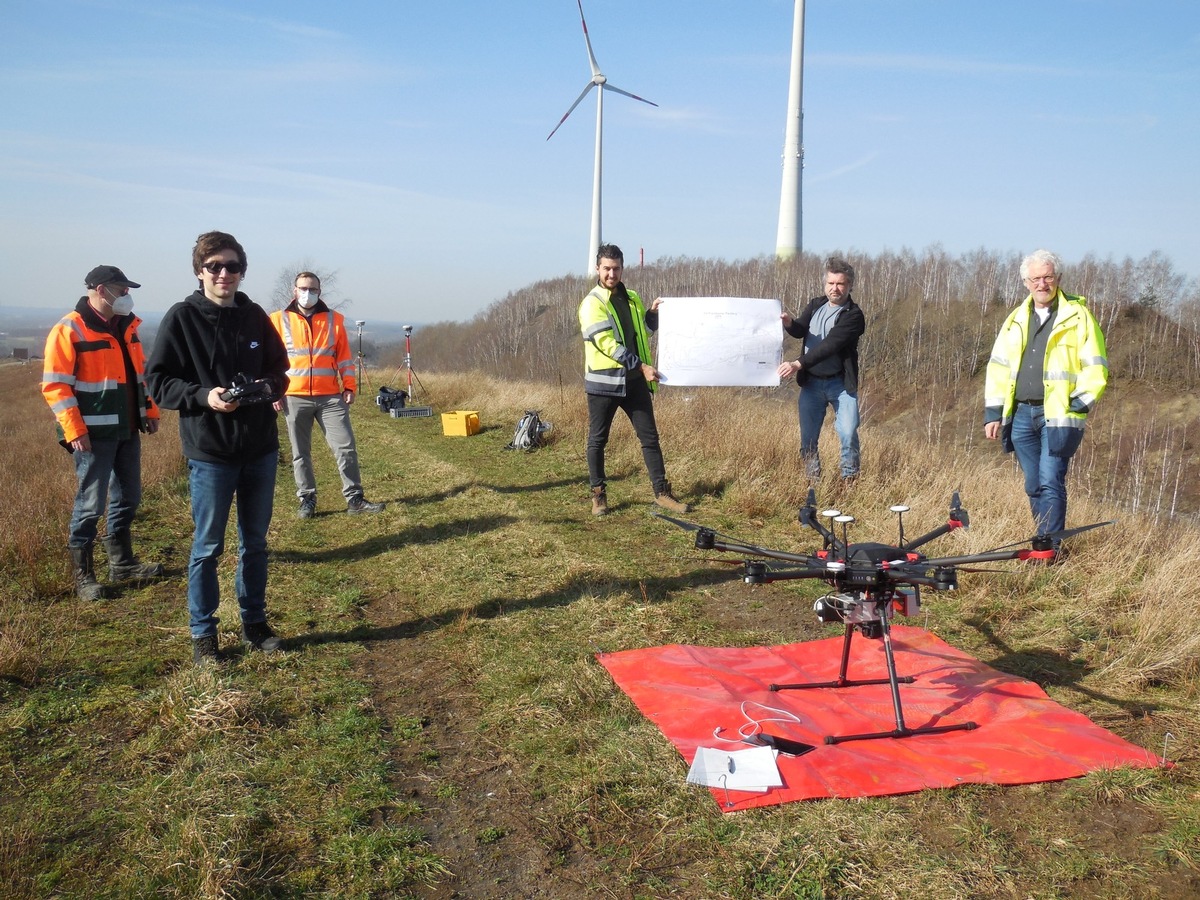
left=42, top=299, right=159, bottom=445
left=269, top=304, right=357, bottom=397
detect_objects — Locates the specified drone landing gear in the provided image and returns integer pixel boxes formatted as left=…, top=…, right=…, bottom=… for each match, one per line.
left=770, top=600, right=978, bottom=745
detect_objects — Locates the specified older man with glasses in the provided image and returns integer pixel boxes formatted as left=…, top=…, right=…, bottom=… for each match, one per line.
left=146, top=231, right=290, bottom=667
left=983, top=249, right=1108, bottom=543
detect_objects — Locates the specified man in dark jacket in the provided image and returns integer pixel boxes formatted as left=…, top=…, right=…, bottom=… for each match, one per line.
left=146, top=231, right=289, bottom=667
left=776, top=257, right=866, bottom=480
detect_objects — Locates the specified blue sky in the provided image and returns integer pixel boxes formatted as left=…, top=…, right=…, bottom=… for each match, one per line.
left=2, top=0, right=1198, bottom=323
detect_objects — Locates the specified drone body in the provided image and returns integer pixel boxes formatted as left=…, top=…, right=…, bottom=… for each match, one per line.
left=659, top=491, right=1113, bottom=745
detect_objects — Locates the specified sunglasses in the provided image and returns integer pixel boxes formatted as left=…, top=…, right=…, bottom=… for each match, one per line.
left=201, top=261, right=244, bottom=275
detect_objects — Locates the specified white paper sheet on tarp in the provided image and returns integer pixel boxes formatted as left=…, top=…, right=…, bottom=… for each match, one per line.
left=655, top=297, right=783, bottom=387
left=686, top=745, right=782, bottom=793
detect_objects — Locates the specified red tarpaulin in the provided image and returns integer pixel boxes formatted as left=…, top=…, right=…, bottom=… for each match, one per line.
left=597, top=626, right=1160, bottom=811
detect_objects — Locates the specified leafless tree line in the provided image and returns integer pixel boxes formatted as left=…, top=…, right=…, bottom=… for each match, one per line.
left=388, top=245, right=1200, bottom=387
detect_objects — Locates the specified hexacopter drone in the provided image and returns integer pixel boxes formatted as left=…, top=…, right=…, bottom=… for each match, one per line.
left=658, top=490, right=1112, bottom=746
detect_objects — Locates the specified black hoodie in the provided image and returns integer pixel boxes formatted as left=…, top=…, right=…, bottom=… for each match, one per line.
left=145, top=290, right=289, bottom=464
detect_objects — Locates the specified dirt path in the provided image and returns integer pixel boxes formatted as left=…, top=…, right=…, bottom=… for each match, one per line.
left=359, top=591, right=616, bottom=899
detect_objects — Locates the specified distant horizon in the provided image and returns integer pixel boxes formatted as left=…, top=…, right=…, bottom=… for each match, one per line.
left=3, top=240, right=1196, bottom=345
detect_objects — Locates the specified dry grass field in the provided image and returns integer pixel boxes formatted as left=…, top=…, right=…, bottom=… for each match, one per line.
left=2, top=359, right=1197, bottom=898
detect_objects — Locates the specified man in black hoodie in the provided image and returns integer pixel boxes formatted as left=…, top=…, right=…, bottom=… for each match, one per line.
left=146, top=231, right=289, bottom=667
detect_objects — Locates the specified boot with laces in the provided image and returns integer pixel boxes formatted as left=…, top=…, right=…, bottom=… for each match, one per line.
left=653, top=483, right=690, bottom=514
left=242, top=620, right=283, bottom=653
left=591, top=486, right=608, bottom=517
left=192, top=634, right=222, bottom=667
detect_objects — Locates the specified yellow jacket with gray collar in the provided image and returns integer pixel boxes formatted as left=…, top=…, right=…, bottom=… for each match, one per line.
left=984, top=290, right=1108, bottom=457
left=579, top=283, right=657, bottom=396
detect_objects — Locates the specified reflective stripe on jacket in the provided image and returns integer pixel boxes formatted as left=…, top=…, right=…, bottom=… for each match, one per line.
left=270, top=305, right=357, bottom=397
left=579, top=284, right=655, bottom=396
left=41, top=300, right=158, bottom=445
left=983, top=290, right=1108, bottom=456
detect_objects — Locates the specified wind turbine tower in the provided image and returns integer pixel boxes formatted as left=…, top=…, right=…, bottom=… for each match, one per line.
left=547, top=0, right=658, bottom=273
left=775, top=0, right=806, bottom=260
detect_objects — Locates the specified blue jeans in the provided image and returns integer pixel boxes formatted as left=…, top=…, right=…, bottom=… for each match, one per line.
left=1010, top=402, right=1070, bottom=537
left=68, top=434, right=142, bottom=548
left=798, top=376, right=860, bottom=478
left=186, top=451, right=277, bottom=639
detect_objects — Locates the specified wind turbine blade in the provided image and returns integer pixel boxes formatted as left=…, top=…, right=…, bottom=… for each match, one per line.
left=602, top=82, right=659, bottom=108
left=577, top=0, right=602, bottom=77
left=547, top=81, right=597, bottom=141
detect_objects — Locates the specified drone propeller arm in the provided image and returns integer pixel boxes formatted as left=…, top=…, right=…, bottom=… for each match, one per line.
left=798, top=509, right=839, bottom=547
left=704, top=534, right=813, bottom=565
left=747, top=566, right=844, bottom=584
left=900, top=517, right=970, bottom=552
left=900, top=523, right=954, bottom=552
left=907, top=549, right=1026, bottom=568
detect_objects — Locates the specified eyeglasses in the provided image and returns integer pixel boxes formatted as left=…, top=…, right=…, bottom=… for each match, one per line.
left=1025, top=275, right=1057, bottom=285
left=201, top=261, right=244, bottom=275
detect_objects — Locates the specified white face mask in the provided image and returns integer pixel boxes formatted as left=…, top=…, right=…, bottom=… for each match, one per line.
left=296, top=289, right=319, bottom=309
left=108, top=290, right=134, bottom=316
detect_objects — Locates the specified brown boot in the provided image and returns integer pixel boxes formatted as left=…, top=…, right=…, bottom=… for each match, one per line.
left=654, top=483, right=690, bottom=514
left=591, top=486, right=608, bottom=517
left=69, top=545, right=106, bottom=601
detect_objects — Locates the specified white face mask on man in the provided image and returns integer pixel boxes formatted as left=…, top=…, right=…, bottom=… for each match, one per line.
left=107, top=289, right=134, bottom=316
left=296, top=289, right=319, bottom=309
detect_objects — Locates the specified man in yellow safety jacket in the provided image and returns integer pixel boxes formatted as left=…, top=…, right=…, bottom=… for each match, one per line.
left=579, top=243, right=688, bottom=517
left=270, top=272, right=384, bottom=518
left=42, top=265, right=165, bottom=600
left=984, top=249, right=1108, bottom=541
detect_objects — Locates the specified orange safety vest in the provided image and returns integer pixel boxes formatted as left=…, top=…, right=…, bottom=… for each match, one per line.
left=269, top=306, right=357, bottom=397
left=42, top=300, right=159, bottom=445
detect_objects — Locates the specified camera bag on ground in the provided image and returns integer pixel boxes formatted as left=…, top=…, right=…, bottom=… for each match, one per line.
left=505, top=410, right=550, bottom=451
left=376, top=386, right=408, bottom=413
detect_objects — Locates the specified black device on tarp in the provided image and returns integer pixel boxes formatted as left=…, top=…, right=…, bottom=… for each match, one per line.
left=756, top=733, right=816, bottom=757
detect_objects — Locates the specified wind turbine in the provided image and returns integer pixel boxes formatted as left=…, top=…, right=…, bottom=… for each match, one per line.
left=547, top=0, right=658, bottom=274
left=775, top=0, right=806, bottom=260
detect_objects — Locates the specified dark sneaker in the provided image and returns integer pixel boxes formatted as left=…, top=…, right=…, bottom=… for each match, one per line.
left=654, top=491, right=690, bottom=514
left=241, top=620, right=283, bottom=653
left=192, top=634, right=222, bottom=667
left=347, top=497, right=385, bottom=515
left=591, top=487, right=608, bottom=517
left=298, top=497, right=316, bottom=519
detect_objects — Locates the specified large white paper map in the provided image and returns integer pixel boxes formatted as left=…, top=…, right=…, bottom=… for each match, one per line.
left=655, top=297, right=782, bottom=387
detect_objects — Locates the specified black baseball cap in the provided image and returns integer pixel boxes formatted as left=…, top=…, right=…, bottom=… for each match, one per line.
left=85, top=265, right=141, bottom=289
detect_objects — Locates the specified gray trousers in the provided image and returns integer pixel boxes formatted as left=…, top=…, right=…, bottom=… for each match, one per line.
left=282, top=395, right=364, bottom=502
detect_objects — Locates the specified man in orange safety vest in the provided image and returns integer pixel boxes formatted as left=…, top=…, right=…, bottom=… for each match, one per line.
left=270, top=272, right=385, bottom=518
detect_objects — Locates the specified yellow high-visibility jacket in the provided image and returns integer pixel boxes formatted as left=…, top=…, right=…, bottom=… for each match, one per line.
left=579, top=283, right=656, bottom=396
left=42, top=299, right=158, bottom=446
left=270, top=303, right=357, bottom=397
left=984, top=290, right=1108, bottom=456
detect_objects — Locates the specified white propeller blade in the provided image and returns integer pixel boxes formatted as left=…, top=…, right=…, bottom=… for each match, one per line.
left=547, top=81, right=598, bottom=141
